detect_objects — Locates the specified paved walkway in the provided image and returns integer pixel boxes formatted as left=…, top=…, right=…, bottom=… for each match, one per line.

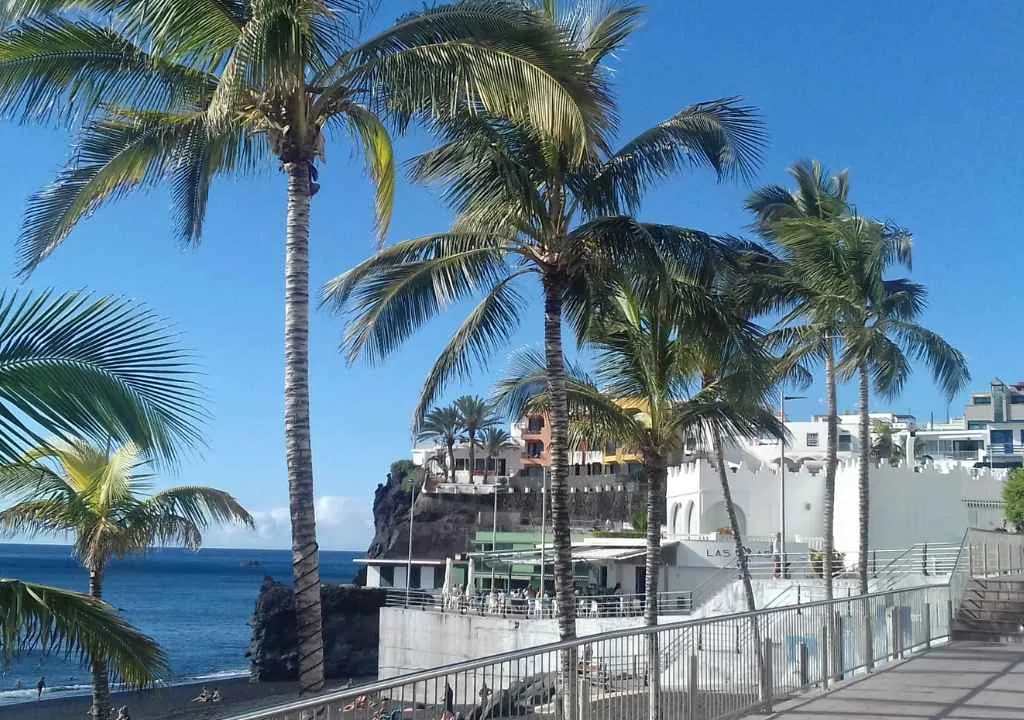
left=764, top=642, right=1024, bottom=720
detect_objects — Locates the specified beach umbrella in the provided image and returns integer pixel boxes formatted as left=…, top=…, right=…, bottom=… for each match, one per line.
left=466, top=557, right=475, bottom=592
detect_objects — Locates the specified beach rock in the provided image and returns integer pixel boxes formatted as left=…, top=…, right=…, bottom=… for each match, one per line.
left=247, top=579, right=389, bottom=681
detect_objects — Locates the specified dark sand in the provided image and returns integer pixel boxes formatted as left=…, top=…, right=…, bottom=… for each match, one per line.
left=0, top=678, right=355, bottom=719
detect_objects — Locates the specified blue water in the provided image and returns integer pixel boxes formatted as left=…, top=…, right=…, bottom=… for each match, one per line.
left=0, top=543, right=360, bottom=705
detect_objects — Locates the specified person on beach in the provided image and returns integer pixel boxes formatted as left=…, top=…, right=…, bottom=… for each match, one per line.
left=192, top=686, right=211, bottom=703
left=115, top=705, right=131, bottom=720
left=35, top=677, right=44, bottom=700
left=211, top=688, right=222, bottom=703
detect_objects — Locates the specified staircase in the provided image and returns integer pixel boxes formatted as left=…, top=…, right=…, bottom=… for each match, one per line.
left=953, top=578, right=1024, bottom=643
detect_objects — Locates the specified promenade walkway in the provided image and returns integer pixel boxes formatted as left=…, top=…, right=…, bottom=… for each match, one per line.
left=759, top=642, right=1024, bottom=720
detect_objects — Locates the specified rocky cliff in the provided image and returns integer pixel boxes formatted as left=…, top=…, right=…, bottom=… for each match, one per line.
left=366, top=460, right=648, bottom=562
left=247, top=578, right=391, bottom=681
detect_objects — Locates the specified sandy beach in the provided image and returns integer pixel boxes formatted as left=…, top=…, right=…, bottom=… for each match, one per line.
left=0, top=677, right=355, bottom=720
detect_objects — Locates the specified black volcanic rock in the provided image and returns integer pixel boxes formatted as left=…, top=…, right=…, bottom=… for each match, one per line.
left=247, top=578, right=389, bottom=681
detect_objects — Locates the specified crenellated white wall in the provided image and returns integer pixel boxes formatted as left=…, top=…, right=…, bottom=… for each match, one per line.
left=666, top=460, right=1006, bottom=559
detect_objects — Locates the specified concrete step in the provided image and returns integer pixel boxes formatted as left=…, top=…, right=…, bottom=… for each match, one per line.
left=955, top=617, right=1024, bottom=632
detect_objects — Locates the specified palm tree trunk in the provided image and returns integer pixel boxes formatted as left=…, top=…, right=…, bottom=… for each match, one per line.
left=823, top=345, right=839, bottom=680
left=284, top=161, right=324, bottom=695
left=643, top=453, right=666, bottom=720
left=542, top=271, right=576, bottom=720
left=823, top=346, right=838, bottom=600
left=88, top=566, right=111, bottom=720
left=858, top=362, right=874, bottom=672
left=857, top=363, right=870, bottom=596
left=711, top=430, right=767, bottom=705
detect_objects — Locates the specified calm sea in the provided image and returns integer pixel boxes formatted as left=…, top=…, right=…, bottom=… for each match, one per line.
left=0, top=543, right=360, bottom=706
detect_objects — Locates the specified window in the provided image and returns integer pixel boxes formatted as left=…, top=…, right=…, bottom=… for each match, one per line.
left=604, top=441, right=617, bottom=455
left=526, top=441, right=544, bottom=458
left=475, top=458, right=486, bottom=471
left=409, top=566, right=421, bottom=589
left=527, top=416, right=544, bottom=432
left=685, top=438, right=697, bottom=453
left=1013, top=395, right=1024, bottom=405
left=599, top=566, right=608, bottom=587
left=806, top=433, right=819, bottom=448
left=379, top=566, right=394, bottom=588
left=455, top=458, right=467, bottom=470
left=838, top=434, right=852, bottom=451
left=974, top=396, right=992, bottom=405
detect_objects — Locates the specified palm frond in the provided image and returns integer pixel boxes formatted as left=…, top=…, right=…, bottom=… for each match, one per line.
left=342, top=103, right=396, bottom=243
left=337, top=244, right=512, bottom=366
left=138, top=486, right=254, bottom=539
left=584, top=98, right=765, bottom=215
left=0, top=16, right=216, bottom=125
left=0, top=291, right=204, bottom=466
left=890, top=321, right=970, bottom=401
left=333, top=1, right=615, bottom=156
left=0, top=579, right=167, bottom=687
left=414, top=273, right=526, bottom=425
left=575, top=3, right=645, bottom=66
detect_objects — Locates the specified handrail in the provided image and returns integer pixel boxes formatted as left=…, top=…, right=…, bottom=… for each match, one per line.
left=227, top=583, right=946, bottom=720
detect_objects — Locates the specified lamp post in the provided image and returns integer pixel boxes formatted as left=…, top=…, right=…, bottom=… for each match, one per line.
left=780, top=394, right=806, bottom=577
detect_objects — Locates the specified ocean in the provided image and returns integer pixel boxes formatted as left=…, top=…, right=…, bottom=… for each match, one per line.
left=0, top=543, right=360, bottom=706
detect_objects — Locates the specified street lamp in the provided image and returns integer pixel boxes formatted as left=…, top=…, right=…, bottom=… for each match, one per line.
left=780, top=394, right=806, bottom=577
left=405, top=474, right=418, bottom=608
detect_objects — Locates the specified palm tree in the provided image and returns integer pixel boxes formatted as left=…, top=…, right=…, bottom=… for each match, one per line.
left=480, top=427, right=513, bottom=482
left=0, top=441, right=254, bottom=720
left=0, top=290, right=200, bottom=704
left=1, top=579, right=166, bottom=688
left=871, top=421, right=902, bottom=466
left=494, top=273, right=781, bottom=720
left=455, top=395, right=496, bottom=479
left=827, top=224, right=969, bottom=599
left=416, top=406, right=463, bottom=482
left=747, top=160, right=851, bottom=603
left=327, top=4, right=764, bottom=655
left=0, top=0, right=606, bottom=693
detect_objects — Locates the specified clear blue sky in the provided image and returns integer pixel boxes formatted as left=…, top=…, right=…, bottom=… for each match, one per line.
left=1, top=1, right=1021, bottom=550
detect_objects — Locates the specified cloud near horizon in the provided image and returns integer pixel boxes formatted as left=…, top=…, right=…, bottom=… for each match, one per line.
left=206, top=495, right=372, bottom=551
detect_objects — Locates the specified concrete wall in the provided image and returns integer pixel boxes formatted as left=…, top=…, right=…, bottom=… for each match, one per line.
left=666, top=460, right=1005, bottom=558
left=378, top=608, right=691, bottom=680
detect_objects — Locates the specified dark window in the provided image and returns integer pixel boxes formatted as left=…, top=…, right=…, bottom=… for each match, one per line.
left=974, top=396, right=992, bottom=405
left=605, top=441, right=617, bottom=455
left=379, top=566, right=394, bottom=587
left=526, top=441, right=544, bottom=458
left=599, top=566, right=608, bottom=587
left=475, top=458, right=485, bottom=471
left=527, top=416, right=544, bottom=432
left=806, top=433, right=819, bottom=447
left=991, top=429, right=1013, bottom=445
left=455, top=458, right=467, bottom=470
left=968, top=421, right=988, bottom=430
left=838, top=434, right=852, bottom=451
left=1013, top=395, right=1024, bottom=405
left=409, top=566, right=421, bottom=589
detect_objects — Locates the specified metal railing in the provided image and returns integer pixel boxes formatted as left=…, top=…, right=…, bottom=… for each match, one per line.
left=385, top=590, right=694, bottom=618
left=228, top=584, right=952, bottom=720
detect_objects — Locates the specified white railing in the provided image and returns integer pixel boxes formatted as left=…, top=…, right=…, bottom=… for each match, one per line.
left=228, top=583, right=953, bottom=720
left=385, top=589, right=694, bottom=618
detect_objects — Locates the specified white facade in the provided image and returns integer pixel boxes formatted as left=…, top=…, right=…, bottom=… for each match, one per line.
left=665, top=459, right=1006, bottom=560
left=412, top=440, right=523, bottom=484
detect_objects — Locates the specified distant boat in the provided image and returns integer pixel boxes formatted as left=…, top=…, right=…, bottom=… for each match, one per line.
left=240, top=560, right=262, bottom=567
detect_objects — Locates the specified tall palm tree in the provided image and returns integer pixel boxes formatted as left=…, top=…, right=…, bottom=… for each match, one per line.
left=825, top=223, right=970, bottom=598
left=747, top=160, right=850, bottom=603
left=494, top=274, right=781, bottom=720
left=0, top=290, right=200, bottom=704
left=0, top=0, right=604, bottom=692
left=480, top=427, right=513, bottom=482
left=0, top=441, right=254, bottom=720
left=327, top=4, right=764, bottom=656
left=455, top=395, right=496, bottom=479
left=416, top=406, right=463, bottom=482
left=0, top=579, right=166, bottom=688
